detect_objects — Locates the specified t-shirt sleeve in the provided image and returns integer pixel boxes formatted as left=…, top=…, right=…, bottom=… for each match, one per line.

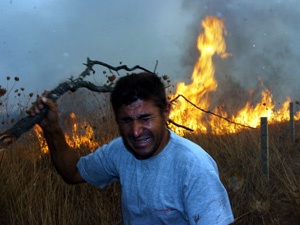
left=77, top=140, right=120, bottom=188
left=183, top=154, right=234, bottom=225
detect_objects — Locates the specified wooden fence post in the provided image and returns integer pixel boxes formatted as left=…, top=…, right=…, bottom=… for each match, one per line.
left=290, top=102, right=295, bottom=142
left=261, top=117, right=269, bottom=180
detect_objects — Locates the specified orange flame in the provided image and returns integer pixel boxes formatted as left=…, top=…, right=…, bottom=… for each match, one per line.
left=64, top=112, right=99, bottom=150
left=34, top=112, right=99, bottom=154
left=170, top=16, right=297, bottom=135
left=33, top=125, right=48, bottom=154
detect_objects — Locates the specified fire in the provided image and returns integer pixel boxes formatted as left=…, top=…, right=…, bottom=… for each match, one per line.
left=34, top=112, right=99, bottom=154
left=169, top=16, right=297, bottom=135
left=33, top=125, right=48, bottom=154
left=64, top=112, right=99, bottom=150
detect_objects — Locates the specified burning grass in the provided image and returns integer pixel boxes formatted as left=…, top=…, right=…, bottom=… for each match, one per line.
left=1, top=100, right=300, bottom=224
left=1, top=88, right=300, bottom=224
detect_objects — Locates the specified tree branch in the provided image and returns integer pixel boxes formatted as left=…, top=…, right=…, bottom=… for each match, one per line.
left=0, top=58, right=153, bottom=149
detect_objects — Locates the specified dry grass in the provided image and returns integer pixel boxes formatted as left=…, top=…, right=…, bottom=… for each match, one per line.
left=185, top=122, right=300, bottom=224
left=0, top=145, right=122, bottom=225
left=1, top=89, right=300, bottom=224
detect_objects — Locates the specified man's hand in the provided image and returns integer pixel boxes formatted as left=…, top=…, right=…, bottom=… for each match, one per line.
left=27, top=92, right=59, bottom=129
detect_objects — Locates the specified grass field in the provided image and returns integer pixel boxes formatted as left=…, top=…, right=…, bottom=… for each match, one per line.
left=1, top=90, right=300, bottom=224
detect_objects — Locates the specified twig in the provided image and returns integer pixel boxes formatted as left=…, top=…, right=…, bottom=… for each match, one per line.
left=82, top=58, right=153, bottom=77
left=168, top=119, right=194, bottom=132
left=170, top=94, right=256, bottom=130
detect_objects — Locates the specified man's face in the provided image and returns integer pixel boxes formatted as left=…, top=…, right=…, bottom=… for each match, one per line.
left=116, top=99, right=170, bottom=159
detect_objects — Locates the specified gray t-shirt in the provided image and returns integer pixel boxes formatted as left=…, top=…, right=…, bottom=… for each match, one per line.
left=77, top=130, right=234, bottom=225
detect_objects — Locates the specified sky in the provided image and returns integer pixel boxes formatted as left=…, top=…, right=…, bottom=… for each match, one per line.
left=1, top=0, right=300, bottom=108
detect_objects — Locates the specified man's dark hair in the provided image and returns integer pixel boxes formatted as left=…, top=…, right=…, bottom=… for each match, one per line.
left=110, top=72, right=168, bottom=114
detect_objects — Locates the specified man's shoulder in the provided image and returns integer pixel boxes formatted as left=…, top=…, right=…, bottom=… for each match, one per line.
left=93, top=136, right=127, bottom=156
left=169, top=131, right=206, bottom=155
left=168, top=131, right=217, bottom=169
left=108, top=136, right=123, bottom=146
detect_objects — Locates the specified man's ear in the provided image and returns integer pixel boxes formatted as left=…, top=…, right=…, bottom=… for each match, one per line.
left=163, top=103, right=171, bottom=121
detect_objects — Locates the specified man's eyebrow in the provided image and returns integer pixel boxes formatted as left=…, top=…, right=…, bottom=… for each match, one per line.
left=138, top=113, right=152, bottom=119
left=120, top=113, right=152, bottom=121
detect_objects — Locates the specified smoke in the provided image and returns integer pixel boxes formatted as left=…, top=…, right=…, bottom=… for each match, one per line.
left=0, top=0, right=190, bottom=95
left=1, top=0, right=300, bottom=113
left=180, top=0, right=300, bottom=108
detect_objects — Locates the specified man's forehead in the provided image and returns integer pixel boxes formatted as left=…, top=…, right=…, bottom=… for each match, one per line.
left=124, top=99, right=145, bottom=109
left=118, top=99, right=157, bottom=117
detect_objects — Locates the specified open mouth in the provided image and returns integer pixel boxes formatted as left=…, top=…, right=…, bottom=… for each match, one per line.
left=130, top=137, right=151, bottom=148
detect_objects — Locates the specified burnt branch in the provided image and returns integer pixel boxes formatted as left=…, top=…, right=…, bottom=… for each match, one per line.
left=0, top=58, right=152, bottom=149
left=0, top=80, right=114, bottom=148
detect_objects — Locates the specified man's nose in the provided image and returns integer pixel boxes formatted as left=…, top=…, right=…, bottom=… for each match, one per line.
left=131, top=120, right=143, bottom=137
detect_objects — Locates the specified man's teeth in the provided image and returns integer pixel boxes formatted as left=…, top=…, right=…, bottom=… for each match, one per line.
left=133, top=138, right=150, bottom=142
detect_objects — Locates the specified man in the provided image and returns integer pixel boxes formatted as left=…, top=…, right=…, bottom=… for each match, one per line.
left=29, top=72, right=234, bottom=224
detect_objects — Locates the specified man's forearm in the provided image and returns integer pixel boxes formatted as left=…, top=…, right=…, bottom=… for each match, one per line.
left=42, top=123, right=83, bottom=184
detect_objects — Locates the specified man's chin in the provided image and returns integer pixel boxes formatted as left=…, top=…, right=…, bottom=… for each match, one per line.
left=123, top=140, right=154, bottom=159
left=131, top=149, right=154, bottom=160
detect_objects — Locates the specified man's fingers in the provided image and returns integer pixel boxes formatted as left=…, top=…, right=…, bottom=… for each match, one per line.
left=41, top=97, right=57, bottom=110
left=42, top=96, right=47, bottom=103
left=27, top=96, right=48, bottom=116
